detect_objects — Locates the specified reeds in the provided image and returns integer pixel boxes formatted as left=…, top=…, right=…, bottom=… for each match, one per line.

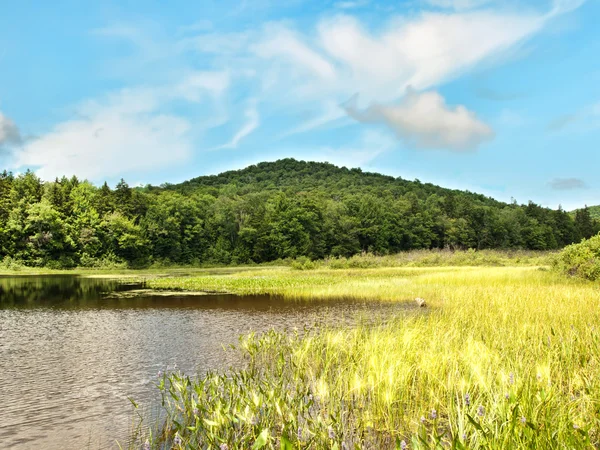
left=135, top=266, right=600, bottom=449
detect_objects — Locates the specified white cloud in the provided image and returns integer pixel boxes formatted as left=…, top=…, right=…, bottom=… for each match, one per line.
left=0, top=112, right=21, bottom=146
left=253, top=24, right=337, bottom=81
left=14, top=96, right=191, bottom=181
left=317, top=10, right=545, bottom=100
left=344, top=88, right=494, bottom=150
left=13, top=70, right=230, bottom=180
left=309, top=129, right=396, bottom=167
left=216, top=101, right=260, bottom=149
left=278, top=100, right=347, bottom=138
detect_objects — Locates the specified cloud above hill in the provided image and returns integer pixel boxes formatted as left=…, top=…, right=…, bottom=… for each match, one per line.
left=344, top=88, right=494, bottom=150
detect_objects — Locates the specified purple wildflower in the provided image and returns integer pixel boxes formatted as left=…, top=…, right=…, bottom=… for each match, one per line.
left=477, top=406, right=485, bottom=417
left=520, top=417, right=526, bottom=424
left=430, top=409, right=437, bottom=420
left=505, top=392, right=510, bottom=400
left=573, top=424, right=580, bottom=430
left=143, top=440, right=150, bottom=450
left=400, top=440, right=408, bottom=449
left=173, top=433, right=182, bottom=446
left=192, top=408, right=199, bottom=416
left=420, top=416, right=426, bottom=424
left=328, top=426, right=335, bottom=439
left=464, top=393, right=471, bottom=406
left=509, top=372, right=514, bottom=385
left=220, top=444, right=229, bottom=450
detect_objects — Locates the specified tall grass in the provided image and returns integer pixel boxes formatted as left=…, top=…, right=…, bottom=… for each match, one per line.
left=135, top=267, right=600, bottom=449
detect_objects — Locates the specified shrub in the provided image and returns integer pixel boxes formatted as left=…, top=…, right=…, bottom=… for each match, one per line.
left=0, top=256, right=24, bottom=271
left=291, top=256, right=317, bottom=270
left=553, top=233, right=600, bottom=281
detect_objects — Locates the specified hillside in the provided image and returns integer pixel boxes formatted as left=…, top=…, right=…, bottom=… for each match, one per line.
left=160, top=159, right=505, bottom=208
left=0, top=159, right=597, bottom=268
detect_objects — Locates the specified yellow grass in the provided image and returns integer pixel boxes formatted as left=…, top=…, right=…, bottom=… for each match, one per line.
left=140, top=267, right=600, bottom=448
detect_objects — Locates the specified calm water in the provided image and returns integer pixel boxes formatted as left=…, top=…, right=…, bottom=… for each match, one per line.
left=0, top=275, right=409, bottom=449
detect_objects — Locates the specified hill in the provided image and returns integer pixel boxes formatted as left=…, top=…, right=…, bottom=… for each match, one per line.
left=0, top=159, right=597, bottom=268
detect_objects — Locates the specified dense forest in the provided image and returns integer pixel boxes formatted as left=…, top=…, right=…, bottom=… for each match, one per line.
left=572, top=205, right=600, bottom=221
left=0, top=159, right=598, bottom=268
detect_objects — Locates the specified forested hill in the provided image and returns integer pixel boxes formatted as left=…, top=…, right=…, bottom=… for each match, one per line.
left=162, top=159, right=504, bottom=208
left=1, top=159, right=598, bottom=268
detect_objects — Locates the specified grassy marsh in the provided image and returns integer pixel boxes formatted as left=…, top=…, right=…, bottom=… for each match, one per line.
left=132, top=265, right=600, bottom=449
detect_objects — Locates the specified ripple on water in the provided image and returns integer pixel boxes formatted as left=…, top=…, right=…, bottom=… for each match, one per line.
left=0, top=275, right=414, bottom=449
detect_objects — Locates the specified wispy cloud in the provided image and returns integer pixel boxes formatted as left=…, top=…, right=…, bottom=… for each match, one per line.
left=334, top=0, right=370, bottom=10
left=548, top=102, right=600, bottom=132
left=12, top=70, right=230, bottom=180
left=344, top=88, right=494, bottom=151
left=216, top=101, right=260, bottom=149
left=424, top=0, right=492, bottom=11
left=8, top=0, right=585, bottom=180
left=548, top=177, right=588, bottom=190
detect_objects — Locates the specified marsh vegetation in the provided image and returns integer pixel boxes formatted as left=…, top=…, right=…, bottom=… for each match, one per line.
left=131, top=257, right=600, bottom=449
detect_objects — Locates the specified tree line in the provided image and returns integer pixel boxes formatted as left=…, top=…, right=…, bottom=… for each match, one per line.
left=0, top=159, right=598, bottom=268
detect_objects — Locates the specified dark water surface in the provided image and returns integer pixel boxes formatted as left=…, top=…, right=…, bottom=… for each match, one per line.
left=0, top=275, right=409, bottom=449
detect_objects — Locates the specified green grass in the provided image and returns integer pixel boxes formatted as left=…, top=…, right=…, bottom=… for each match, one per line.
left=130, top=265, right=600, bottom=449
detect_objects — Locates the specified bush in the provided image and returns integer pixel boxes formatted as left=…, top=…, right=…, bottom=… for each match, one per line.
left=78, top=252, right=128, bottom=270
left=291, top=256, right=317, bottom=270
left=553, top=233, right=600, bottom=281
left=0, top=256, right=24, bottom=271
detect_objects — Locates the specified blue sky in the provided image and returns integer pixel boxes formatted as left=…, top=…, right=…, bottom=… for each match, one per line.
left=0, top=0, right=598, bottom=209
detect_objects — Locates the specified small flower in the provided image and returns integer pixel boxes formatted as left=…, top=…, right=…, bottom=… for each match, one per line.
left=536, top=373, right=542, bottom=382
left=157, top=371, right=162, bottom=378
left=328, top=426, right=335, bottom=439
left=477, top=406, right=485, bottom=417
left=509, top=372, right=514, bottom=385
left=220, top=444, right=229, bottom=450
left=173, top=433, right=182, bottom=446
left=464, top=393, right=471, bottom=406
left=462, top=433, right=467, bottom=441
left=573, top=424, right=580, bottom=430
left=143, top=440, right=150, bottom=450
left=505, top=392, right=510, bottom=400
left=430, top=409, right=437, bottom=420
left=400, top=440, right=408, bottom=450
left=420, top=416, right=426, bottom=424
left=250, top=416, right=258, bottom=426
left=192, top=408, right=199, bottom=416
left=520, top=416, right=526, bottom=424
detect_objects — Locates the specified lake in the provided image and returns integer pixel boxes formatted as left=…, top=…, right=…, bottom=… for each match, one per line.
left=0, top=275, right=411, bottom=449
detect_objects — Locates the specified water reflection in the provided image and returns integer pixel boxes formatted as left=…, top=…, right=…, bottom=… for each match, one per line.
left=0, top=275, right=411, bottom=449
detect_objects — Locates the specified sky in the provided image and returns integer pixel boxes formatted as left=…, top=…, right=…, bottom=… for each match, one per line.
left=0, top=0, right=598, bottom=210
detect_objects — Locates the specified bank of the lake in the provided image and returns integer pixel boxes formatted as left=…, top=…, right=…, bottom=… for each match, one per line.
left=136, top=266, right=600, bottom=449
